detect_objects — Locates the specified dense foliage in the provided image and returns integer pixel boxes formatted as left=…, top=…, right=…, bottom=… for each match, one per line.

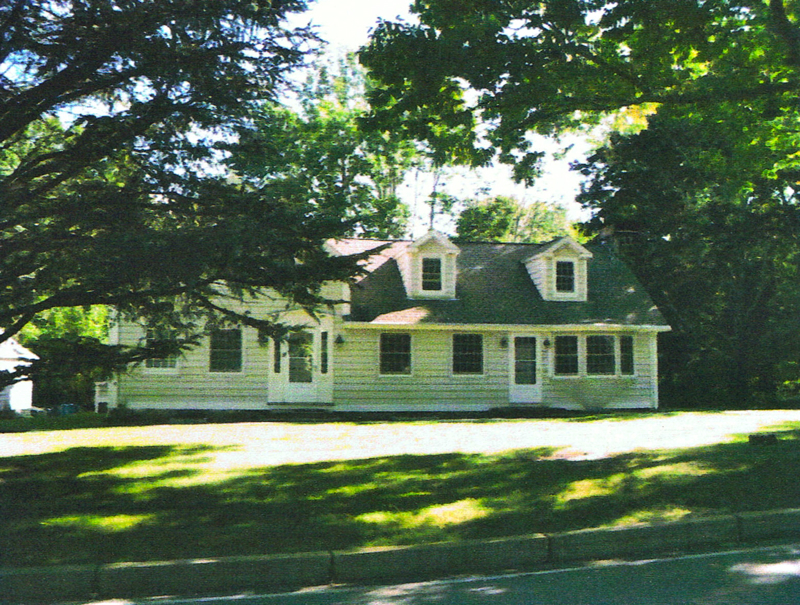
left=455, top=196, right=571, bottom=243
left=361, top=0, right=800, bottom=406
left=0, top=0, right=364, bottom=388
left=227, top=56, right=414, bottom=239
left=17, top=306, right=109, bottom=408
left=578, top=104, right=800, bottom=407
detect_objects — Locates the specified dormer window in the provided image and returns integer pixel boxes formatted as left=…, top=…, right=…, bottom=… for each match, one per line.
left=422, top=257, right=443, bottom=291
left=555, top=261, right=575, bottom=293
left=523, top=236, right=593, bottom=302
left=396, top=230, right=460, bottom=299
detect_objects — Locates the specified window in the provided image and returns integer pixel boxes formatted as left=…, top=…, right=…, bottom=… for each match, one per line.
left=554, top=336, right=579, bottom=375
left=288, top=332, right=313, bottom=383
left=514, top=337, right=537, bottom=385
left=453, top=334, right=483, bottom=374
left=321, top=332, right=329, bottom=374
left=209, top=328, right=242, bottom=372
left=422, top=257, right=442, bottom=291
left=380, top=333, right=412, bottom=375
left=587, top=335, right=615, bottom=375
left=620, top=335, right=635, bottom=375
left=553, top=334, right=635, bottom=377
left=555, top=261, right=575, bottom=292
left=144, top=328, right=178, bottom=369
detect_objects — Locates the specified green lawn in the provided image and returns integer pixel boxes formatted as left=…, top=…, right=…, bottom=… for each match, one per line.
left=2, top=411, right=800, bottom=568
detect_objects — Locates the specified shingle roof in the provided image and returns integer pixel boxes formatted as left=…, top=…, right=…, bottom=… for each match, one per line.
left=329, top=238, right=668, bottom=328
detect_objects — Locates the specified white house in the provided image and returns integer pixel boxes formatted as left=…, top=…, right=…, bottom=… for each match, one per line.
left=0, top=336, right=37, bottom=413
left=97, top=232, right=671, bottom=413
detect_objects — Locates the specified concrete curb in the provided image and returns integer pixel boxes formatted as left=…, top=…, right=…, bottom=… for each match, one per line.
left=3, top=508, right=800, bottom=604
left=0, top=564, right=96, bottom=605
left=333, top=534, right=550, bottom=585
left=96, top=552, right=332, bottom=600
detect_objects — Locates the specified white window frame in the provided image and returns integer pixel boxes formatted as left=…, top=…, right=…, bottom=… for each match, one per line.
left=554, top=335, right=580, bottom=377
left=421, top=256, right=444, bottom=292
left=586, top=334, right=616, bottom=376
left=555, top=260, right=576, bottom=293
left=378, top=333, right=413, bottom=376
left=551, top=334, right=636, bottom=378
left=142, top=328, right=180, bottom=374
left=208, top=327, right=244, bottom=374
left=452, top=333, right=484, bottom=376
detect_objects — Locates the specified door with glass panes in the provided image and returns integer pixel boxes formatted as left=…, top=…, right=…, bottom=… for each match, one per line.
left=510, top=335, right=542, bottom=403
left=286, top=331, right=316, bottom=402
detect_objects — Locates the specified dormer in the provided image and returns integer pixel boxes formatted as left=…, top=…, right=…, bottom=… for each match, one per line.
left=397, top=230, right=460, bottom=299
left=524, top=236, right=592, bottom=302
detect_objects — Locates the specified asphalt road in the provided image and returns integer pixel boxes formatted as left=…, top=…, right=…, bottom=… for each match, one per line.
left=81, top=543, right=800, bottom=605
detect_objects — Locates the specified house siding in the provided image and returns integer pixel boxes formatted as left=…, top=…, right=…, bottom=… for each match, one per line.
left=116, top=321, right=272, bottom=410
left=104, top=235, right=669, bottom=413
left=540, top=332, right=658, bottom=410
left=115, top=324, right=661, bottom=412
left=525, top=258, right=547, bottom=297
left=333, top=329, right=509, bottom=411
left=114, top=286, right=341, bottom=411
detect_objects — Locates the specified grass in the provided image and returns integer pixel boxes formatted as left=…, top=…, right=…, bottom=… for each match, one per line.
left=1, top=411, right=800, bottom=568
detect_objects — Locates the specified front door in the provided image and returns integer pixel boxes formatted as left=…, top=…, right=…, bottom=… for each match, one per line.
left=286, top=331, right=316, bottom=402
left=510, top=335, right=542, bottom=403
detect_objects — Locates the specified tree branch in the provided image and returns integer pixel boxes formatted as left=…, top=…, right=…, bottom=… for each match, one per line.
left=0, top=311, right=36, bottom=344
left=769, top=0, right=800, bottom=67
left=0, top=0, right=26, bottom=67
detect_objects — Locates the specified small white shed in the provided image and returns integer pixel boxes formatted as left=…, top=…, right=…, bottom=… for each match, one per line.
left=0, top=337, right=37, bottom=412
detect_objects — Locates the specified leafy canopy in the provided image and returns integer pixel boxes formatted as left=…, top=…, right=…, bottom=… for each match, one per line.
left=226, top=55, right=415, bottom=239
left=361, top=0, right=800, bottom=181
left=0, top=0, right=363, bottom=385
left=455, top=196, right=571, bottom=243
left=578, top=99, right=800, bottom=406
left=362, top=0, right=800, bottom=405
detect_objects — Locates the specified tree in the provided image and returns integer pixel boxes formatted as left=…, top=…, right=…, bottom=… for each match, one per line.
left=0, top=1, right=364, bottom=387
left=18, top=306, right=110, bottom=409
left=360, top=0, right=800, bottom=181
left=455, top=196, right=571, bottom=243
left=227, top=55, right=414, bottom=239
left=578, top=102, right=800, bottom=407
left=360, top=0, right=800, bottom=406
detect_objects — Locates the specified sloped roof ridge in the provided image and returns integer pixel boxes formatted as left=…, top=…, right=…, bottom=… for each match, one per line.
left=450, top=238, right=555, bottom=247
left=338, top=236, right=405, bottom=243
left=337, top=235, right=567, bottom=246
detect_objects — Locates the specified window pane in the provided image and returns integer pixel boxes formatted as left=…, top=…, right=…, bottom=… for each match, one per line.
left=380, top=333, right=411, bottom=375
left=556, top=261, right=575, bottom=292
left=422, top=257, right=442, bottom=291
left=515, top=337, right=537, bottom=385
left=288, top=332, right=313, bottom=383
left=144, top=328, right=178, bottom=369
left=274, top=338, right=281, bottom=373
left=453, top=334, right=483, bottom=374
left=554, top=336, right=578, bottom=375
left=620, top=335, right=634, bottom=375
left=321, top=332, right=329, bottom=374
left=587, top=335, right=615, bottom=375
left=210, top=328, right=242, bottom=373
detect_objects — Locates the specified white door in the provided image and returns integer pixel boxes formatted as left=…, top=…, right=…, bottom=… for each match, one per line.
left=286, top=331, right=317, bottom=403
left=510, top=335, right=542, bottom=403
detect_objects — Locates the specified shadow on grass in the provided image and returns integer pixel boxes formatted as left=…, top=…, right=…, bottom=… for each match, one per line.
left=2, top=431, right=800, bottom=568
